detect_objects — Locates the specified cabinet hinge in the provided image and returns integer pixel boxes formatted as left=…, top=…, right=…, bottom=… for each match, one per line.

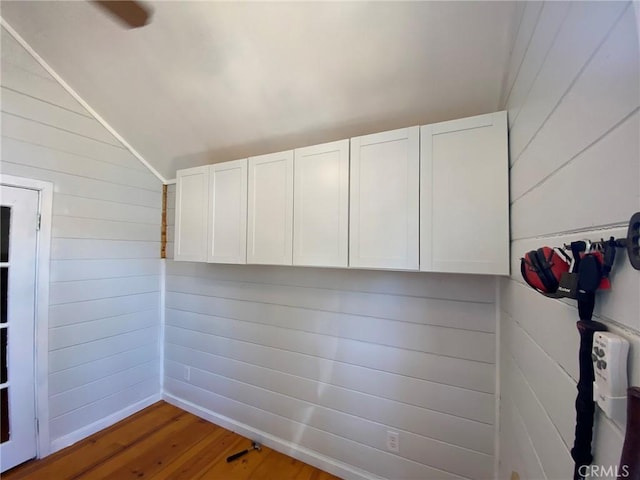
left=36, top=214, right=41, bottom=231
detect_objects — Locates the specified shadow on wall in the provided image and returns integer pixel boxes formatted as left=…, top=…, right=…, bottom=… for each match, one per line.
left=167, top=104, right=489, bottom=176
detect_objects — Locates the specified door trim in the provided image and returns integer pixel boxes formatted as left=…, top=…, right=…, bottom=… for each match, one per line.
left=0, top=174, right=52, bottom=459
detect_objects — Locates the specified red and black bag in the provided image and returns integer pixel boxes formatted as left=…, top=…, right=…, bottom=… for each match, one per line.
left=521, top=246, right=571, bottom=294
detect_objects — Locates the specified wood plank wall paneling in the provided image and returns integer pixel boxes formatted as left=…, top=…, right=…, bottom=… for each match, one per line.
left=0, top=27, right=162, bottom=450
left=499, top=2, right=640, bottom=480
left=164, top=189, right=498, bottom=479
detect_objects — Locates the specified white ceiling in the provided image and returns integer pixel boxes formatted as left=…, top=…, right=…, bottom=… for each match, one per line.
left=1, top=1, right=518, bottom=181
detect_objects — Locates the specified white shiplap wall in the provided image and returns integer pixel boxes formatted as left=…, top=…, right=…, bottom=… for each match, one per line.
left=0, top=27, right=162, bottom=451
left=499, top=2, right=640, bottom=479
left=164, top=186, right=498, bottom=480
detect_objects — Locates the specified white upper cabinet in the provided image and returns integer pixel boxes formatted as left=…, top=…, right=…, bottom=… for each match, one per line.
left=174, top=112, right=509, bottom=274
left=207, top=159, right=248, bottom=264
left=293, top=139, right=349, bottom=268
left=349, top=127, right=420, bottom=270
left=420, top=111, right=509, bottom=275
left=247, top=150, right=294, bottom=265
left=174, top=165, right=209, bottom=262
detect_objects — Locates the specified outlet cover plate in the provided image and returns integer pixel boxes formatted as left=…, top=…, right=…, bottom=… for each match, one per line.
left=386, top=431, right=399, bottom=453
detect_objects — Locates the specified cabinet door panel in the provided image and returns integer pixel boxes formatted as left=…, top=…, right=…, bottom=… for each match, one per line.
left=293, top=140, right=349, bottom=267
left=421, top=111, right=509, bottom=274
left=208, top=159, right=247, bottom=264
left=174, top=166, right=209, bottom=262
left=247, top=151, right=294, bottom=265
left=350, top=127, right=419, bottom=270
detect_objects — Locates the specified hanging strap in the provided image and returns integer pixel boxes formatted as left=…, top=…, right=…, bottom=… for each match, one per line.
left=576, top=254, right=601, bottom=322
left=571, top=248, right=606, bottom=480
left=572, top=319, right=607, bottom=479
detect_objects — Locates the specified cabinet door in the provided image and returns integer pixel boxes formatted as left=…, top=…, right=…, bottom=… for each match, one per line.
left=350, top=127, right=419, bottom=270
left=247, top=151, right=294, bottom=265
left=174, top=165, right=209, bottom=262
left=420, top=111, right=509, bottom=275
left=208, top=159, right=248, bottom=264
left=293, top=140, right=349, bottom=267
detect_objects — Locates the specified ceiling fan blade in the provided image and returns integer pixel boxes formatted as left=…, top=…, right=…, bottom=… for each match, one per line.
left=92, top=1, right=152, bottom=29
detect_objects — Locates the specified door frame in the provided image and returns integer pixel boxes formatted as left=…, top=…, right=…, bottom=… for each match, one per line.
left=0, top=174, right=52, bottom=459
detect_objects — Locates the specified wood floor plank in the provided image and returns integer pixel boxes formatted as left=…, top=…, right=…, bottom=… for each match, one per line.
left=75, top=414, right=210, bottom=479
left=3, top=401, right=341, bottom=480
left=248, top=448, right=307, bottom=480
left=3, top=402, right=183, bottom=480
left=198, top=443, right=276, bottom=480
left=293, top=459, right=343, bottom=479
left=148, top=429, right=240, bottom=480
left=295, top=464, right=330, bottom=480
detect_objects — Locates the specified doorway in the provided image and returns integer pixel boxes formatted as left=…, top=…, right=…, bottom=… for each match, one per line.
left=0, top=184, right=39, bottom=472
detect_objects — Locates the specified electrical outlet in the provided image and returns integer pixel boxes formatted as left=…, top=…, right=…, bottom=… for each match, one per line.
left=184, top=366, right=191, bottom=382
left=386, top=431, right=399, bottom=453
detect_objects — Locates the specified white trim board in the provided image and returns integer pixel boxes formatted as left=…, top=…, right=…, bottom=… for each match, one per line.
left=494, top=277, right=502, bottom=480
left=0, top=174, right=53, bottom=458
left=162, top=392, right=383, bottom=480
left=50, top=393, right=161, bottom=453
left=0, top=18, right=167, bottom=185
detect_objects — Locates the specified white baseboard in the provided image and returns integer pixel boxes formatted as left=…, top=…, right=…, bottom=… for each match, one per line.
left=163, top=392, right=380, bottom=480
left=49, top=393, right=162, bottom=454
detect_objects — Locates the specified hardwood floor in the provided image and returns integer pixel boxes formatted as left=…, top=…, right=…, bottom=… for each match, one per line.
left=3, top=401, right=341, bottom=480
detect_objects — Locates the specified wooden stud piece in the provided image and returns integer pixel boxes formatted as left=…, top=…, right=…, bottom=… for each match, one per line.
left=161, top=184, right=167, bottom=259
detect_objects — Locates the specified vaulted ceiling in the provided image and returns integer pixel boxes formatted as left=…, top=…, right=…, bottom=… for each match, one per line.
left=1, top=1, right=519, bottom=181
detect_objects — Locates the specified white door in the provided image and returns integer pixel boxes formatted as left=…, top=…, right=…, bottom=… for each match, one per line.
left=0, top=185, right=38, bottom=472
left=349, top=127, right=420, bottom=270
left=208, top=159, right=248, bottom=264
left=174, top=166, right=209, bottom=262
left=420, top=111, right=509, bottom=275
left=293, top=139, right=349, bottom=268
left=247, top=151, right=294, bottom=265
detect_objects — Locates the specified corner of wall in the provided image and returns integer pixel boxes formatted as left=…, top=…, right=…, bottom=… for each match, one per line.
left=0, top=17, right=167, bottom=184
